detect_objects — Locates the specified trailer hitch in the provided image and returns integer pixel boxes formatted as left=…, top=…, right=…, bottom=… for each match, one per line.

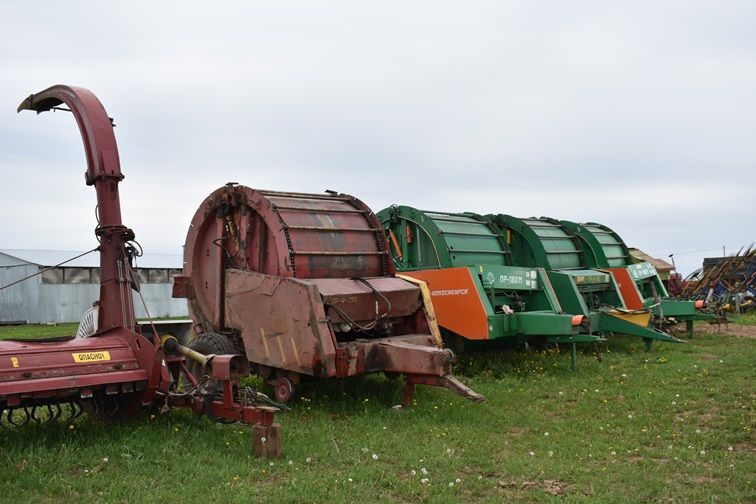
left=401, top=374, right=485, bottom=409
left=160, top=336, right=283, bottom=458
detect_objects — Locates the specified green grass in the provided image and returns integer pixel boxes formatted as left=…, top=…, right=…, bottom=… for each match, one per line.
left=0, top=322, right=78, bottom=340
left=0, top=326, right=753, bottom=503
left=731, top=312, right=756, bottom=326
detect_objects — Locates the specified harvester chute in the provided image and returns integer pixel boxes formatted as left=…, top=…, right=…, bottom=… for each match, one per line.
left=0, top=85, right=281, bottom=456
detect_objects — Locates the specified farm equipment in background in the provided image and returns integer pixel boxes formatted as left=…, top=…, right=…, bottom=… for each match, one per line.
left=560, top=220, right=716, bottom=337
left=173, top=185, right=484, bottom=407
left=490, top=215, right=683, bottom=350
left=0, top=85, right=281, bottom=457
left=377, top=206, right=601, bottom=370
left=681, top=246, right=756, bottom=315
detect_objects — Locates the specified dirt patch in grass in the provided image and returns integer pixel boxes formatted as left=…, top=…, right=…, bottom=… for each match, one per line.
left=499, top=479, right=570, bottom=496
left=696, top=323, right=756, bottom=339
left=692, top=476, right=719, bottom=484
left=698, top=410, right=721, bottom=424
left=734, top=442, right=756, bottom=454
left=507, top=426, right=528, bottom=437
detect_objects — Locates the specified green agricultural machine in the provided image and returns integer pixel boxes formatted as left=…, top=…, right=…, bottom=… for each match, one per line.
left=377, top=206, right=602, bottom=370
left=560, top=220, right=714, bottom=337
left=490, top=215, right=683, bottom=350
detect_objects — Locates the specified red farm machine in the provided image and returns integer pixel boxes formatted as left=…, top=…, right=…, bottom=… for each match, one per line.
left=0, top=85, right=282, bottom=457
left=173, top=184, right=484, bottom=407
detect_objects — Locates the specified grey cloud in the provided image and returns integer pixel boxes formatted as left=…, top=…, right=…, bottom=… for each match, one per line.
left=0, top=0, right=753, bottom=275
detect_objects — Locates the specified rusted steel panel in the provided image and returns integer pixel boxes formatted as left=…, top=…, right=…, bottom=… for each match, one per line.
left=224, top=269, right=336, bottom=378
left=335, top=334, right=452, bottom=377
left=181, top=185, right=393, bottom=334
left=307, top=277, right=422, bottom=322
left=0, top=334, right=145, bottom=399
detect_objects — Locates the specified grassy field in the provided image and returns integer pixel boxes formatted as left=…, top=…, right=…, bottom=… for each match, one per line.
left=0, top=323, right=753, bottom=503
left=731, top=312, right=756, bottom=326
left=0, top=322, right=79, bottom=340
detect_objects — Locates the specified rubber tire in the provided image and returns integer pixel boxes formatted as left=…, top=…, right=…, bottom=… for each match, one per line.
left=186, top=332, right=237, bottom=382
left=273, top=377, right=295, bottom=403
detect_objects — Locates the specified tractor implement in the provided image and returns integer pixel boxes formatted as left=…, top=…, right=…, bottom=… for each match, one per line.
left=174, top=185, right=483, bottom=407
left=0, top=85, right=281, bottom=456
left=377, top=206, right=602, bottom=370
left=491, top=215, right=683, bottom=349
left=560, top=220, right=716, bottom=337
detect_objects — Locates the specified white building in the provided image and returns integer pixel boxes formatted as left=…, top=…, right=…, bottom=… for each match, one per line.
left=0, top=249, right=188, bottom=324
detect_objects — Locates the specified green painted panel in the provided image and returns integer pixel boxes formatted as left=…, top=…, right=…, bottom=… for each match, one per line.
left=627, top=262, right=658, bottom=281
left=558, top=269, right=611, bottom=285
left=580, top=223, right=630, bottom=267
left=378, top=206, right=509, bottom=270
left=477, top=265, right=540, bottom=290
left=495, top=216, right=584, bottom=270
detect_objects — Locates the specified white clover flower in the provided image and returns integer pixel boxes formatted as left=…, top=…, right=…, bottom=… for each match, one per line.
left=348, top=478, right=353, bottom=482
left=728, top=446, right=734, bottom=452
left=448, top=482, right=454, bottom=488
left=306, top=457, right=312, bottom=463
left=102, top=458, right=108, bottom=463
left=621, top=373, right=627, bottom=378
left=700, top=450, right=706, bottom=455
left=269, top=462, right=274, bottom=467
left=411, top=470, right=416, bottom=476
left=261, top=437, right=267, bottom=443
left=371, top=454, right=378, bottom=460
left=421, top=478, right=429, bottom=484
left=455, top=478, right=461, bottom=483
left=421, top=468, right=428, bottom=475
left=544, top=432, right=549, bottom=437
left=695, top=429, right=701, bottom=434
left=548, top=450, right=554, bottom=457
left=288, top=460, right=293, bottom=465
left=528, top=451, right=535, bottom=456
left=628, top=414, right=633, bottom=419
left=611, top=451, right=616, bottom=456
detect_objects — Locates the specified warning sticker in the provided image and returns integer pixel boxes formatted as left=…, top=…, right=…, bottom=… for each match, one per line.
left=72, top=351, right=111, bottom=363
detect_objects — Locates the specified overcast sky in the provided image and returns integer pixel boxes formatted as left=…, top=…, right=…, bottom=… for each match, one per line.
left=0, top=1, right=753, bottom=275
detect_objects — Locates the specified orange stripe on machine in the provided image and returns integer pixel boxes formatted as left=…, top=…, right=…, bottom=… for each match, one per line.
left=400, top=268, right=490, bottom=340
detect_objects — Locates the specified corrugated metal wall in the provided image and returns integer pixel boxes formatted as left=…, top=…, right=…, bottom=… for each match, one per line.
left=0, top=252, right=39, bottom=323
left=0, top=252, right=188, bottom=324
